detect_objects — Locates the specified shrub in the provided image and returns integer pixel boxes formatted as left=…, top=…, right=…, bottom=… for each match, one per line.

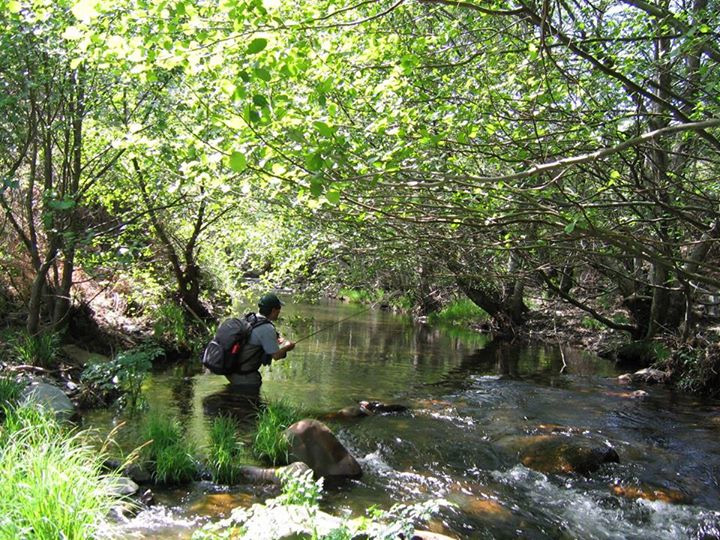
left=11, top=330, right=60, bottom=368
left=276, top=466, right=323, bottom=507
left=253, top=400, right=304, bottom=466
left=141, top=414, right=197, bottom=485
left=207, top=414, right=248, bottom=484
left=670, top=342, right=720, bottom=397
left=153, top=302, right=208, bottom=353
left=0, top=404, right=124, bottom=539
left=81, top=344, right=163, bottom=410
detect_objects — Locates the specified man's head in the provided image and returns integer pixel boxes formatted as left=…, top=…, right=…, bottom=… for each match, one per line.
left=258, top=292, right=284, bottom=318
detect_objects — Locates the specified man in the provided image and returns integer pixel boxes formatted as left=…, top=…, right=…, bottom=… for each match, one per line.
left=226, top=292, right=296, bottom=387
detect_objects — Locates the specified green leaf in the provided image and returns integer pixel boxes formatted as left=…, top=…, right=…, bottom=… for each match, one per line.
left=247, top=38, right=268, bottom=54
left=325, top=190, right=340, bottom=204
left=564, top=219, right=577, bottom=234
left=7, top=1, right=21, bottom=13
left=71, top=0, right=98, bottom=21
left=252, top=94, right=269, bottom=108
left=306, top=152, right=324, bottom=172
left=254, top=67, right=271, bottom=81
left=48, top=199, right=76, bottom=211
left=309, top=177, right=324, bottom=197
left=313, top=121, right=333, bottom=137
left=228, top=152, right=247, bottom=173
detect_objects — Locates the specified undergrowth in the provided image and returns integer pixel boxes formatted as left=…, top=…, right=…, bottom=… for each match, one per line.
left=253, top=400, right=304, bottom=466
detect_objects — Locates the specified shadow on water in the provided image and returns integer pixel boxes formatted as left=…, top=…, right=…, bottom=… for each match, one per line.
left=84, top=299, right=720, bottom=539
left=201, top=384, right=262, bottom=429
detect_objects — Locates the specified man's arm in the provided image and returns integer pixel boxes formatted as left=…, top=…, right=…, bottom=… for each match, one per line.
left=271, top=339, right=295, bottom=360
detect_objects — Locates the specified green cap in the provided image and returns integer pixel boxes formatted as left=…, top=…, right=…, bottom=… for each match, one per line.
left=258, top=292, right=284, bottom=309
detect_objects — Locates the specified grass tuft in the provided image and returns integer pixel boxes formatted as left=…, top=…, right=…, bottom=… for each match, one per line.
left=0, top=376, right=25, bottom=408
left=0, top=404, right=124, bottom=539
left=207, top=414, right=248, bottom=484
left=429, top=298, right=488, bottom=326
left=12, top=330, right=60, bottom=368
left=141, top=414, right=197, bottom=485
left=253, top=400, right=304, bottom=466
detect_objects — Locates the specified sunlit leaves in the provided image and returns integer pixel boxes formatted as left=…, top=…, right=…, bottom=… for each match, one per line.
left=247, top=37, right=268, bottom=54
left=71, top=0, right=98, bottom=22
left=253, top=67, right=271, bottom=81
left=228, top=152, right=247, bottom=173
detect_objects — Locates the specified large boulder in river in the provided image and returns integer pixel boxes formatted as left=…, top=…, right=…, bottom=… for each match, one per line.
left=285, top=419, right=362, bottom=479
left=19, top=381, right=75, bottom=421
left=516, top=435, right=619, bottom=475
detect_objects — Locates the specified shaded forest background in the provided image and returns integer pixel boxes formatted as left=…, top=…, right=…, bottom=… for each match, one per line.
left=1, top=0, right=719, bottom=393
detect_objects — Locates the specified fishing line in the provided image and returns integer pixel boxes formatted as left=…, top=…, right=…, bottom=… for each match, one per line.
left=291, top=302, right=378, bottom=344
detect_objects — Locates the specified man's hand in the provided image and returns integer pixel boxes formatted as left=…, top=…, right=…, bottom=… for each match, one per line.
left=272, top=339, right=296, bottom=360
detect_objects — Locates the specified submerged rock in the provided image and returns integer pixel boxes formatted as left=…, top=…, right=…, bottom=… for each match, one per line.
left=322, top=400, right=408, bottom=421
left=515, top=435, right=620, bottom=475
left=611, top=483, right=690, bottom=504
left=285, top=419, right=362, bottom=479
left=239, top=461, right=311, bottom=486
left=618, top=368, right=670, bottom=385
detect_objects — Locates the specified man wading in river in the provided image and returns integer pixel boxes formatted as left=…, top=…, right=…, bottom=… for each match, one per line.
left=226, top=293, right=296, bottom=387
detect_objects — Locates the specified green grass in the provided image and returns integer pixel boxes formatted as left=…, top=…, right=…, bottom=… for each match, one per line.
left=338, top=287, right=381, bottom=304
left=0, top=376, right=24, bottom=408
left=253, top=400, right=305, bottom=466
left=12, top=330, right=60, bottom=368
left=141, top=414, right=197, bottom=485
left=0, top=404, right=125, bottom=539
left=429, top=298, right=488, bottom=326
left=207, top=414, right=248, bottom=484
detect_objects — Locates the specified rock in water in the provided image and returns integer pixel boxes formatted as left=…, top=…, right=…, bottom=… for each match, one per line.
left=285, top=419, right=362, bottom=479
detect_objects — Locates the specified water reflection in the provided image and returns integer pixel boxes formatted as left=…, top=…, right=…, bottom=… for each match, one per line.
left=201, top=384, right=261, bottom=428
left=85, top=299, right=720, bottom=539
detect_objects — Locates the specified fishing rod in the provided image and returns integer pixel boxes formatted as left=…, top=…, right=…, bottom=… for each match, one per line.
left=291, top=302, right=379, bottom=344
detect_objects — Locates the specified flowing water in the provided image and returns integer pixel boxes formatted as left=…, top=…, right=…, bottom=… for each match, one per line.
left=85, top=299, right=720, bottom=539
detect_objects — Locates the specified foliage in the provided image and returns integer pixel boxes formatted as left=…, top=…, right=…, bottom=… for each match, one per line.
left=668, top=342, right=720, bottom=397
left=356, top=499, right=453, bottom=540
left=581, top=317, right=607, bottom=331
left=429, top=298, right=489, bottom=326
left=0, top=377, right=25, bottom=409
left=276, top=466, right=323, bottom=507
left=253, top=400, right=304, bottom=466
left=81, top=344, right=163, bottom=410
left=207, top=414, right=248, bottom=485
left=338, top=288, right=382, bottom=305
left=11, top=330, right=60, bottom=368
left=1, top=0, right=719, bottom=392
left=191, top=460, right=452, bottom=539
left=141, top=414, right=197, bottom=485
left=153, top=301, right=208, bottom=353
left=0, top=404, right=124, bottom=539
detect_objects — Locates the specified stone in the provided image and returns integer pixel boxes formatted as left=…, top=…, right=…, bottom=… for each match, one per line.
left=19, top=382, right=75, bottom=421
left=105, top=476, right=139, bottom=497
left=612, top=484, right=690, bottom=504
left=411, top=531, right=458, bottom=540
left=632, top=368, right=670, bottom=384
left=517, top=435, right=620, bottom=475
left=285, top=419, right=362, bottom=479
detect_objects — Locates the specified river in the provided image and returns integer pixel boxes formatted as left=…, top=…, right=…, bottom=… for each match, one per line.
left=85, top=298, right=720, bottom=539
